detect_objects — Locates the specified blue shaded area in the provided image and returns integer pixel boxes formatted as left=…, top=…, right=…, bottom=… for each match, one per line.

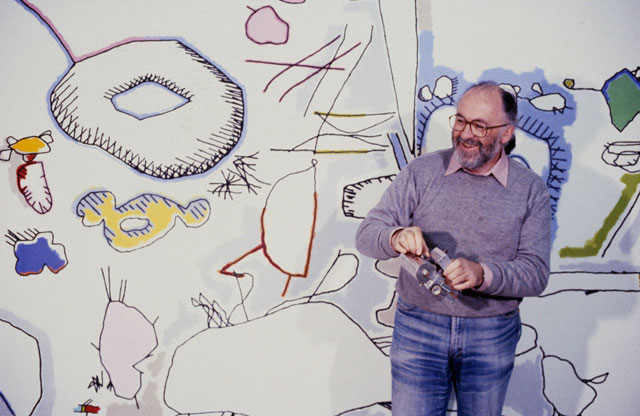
left=414, top=31, right=575, bottom=240
left=388, top=132, right=408, bottom=169
left=601, top=68, right=640, bottom=101
left=0, top=390, right=16, bottom=416
left=14, top=236, right=67, bottom=276
left=111, top=81, right=190, bottom=120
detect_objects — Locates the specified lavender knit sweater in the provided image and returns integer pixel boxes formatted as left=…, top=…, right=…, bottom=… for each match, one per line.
left=355, top=148, right=551, bottom=317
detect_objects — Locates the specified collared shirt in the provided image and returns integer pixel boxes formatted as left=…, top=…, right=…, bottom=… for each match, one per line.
left=442, top=148, right=511, bottom=290
left=444, top=148, right=509, bottom=187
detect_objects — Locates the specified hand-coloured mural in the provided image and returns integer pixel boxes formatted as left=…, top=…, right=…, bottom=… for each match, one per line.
left=1, top=0, right=638, bottom=415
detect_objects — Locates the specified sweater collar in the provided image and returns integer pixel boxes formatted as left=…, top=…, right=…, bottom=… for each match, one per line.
left=444, top=148, right=509, bottom=187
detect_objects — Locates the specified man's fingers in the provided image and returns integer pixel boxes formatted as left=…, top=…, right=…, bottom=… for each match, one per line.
left=392, top=227, right=427, bottom=256
left=443, top=258, right=483, bottom=289
left=421, top=239, right=430, bottom=257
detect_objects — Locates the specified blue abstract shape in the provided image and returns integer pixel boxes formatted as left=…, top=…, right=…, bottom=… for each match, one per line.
left=388, top=132, right=408, bottom=169
left=14, top=232, right=68, bottom=276
left=414, top=31, right=574, bottom=240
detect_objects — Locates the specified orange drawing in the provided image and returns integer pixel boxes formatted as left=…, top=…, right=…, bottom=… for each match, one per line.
left=219, top=160, right=318, bottom=296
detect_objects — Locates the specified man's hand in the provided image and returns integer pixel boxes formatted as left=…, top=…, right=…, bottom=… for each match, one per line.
left=443, top=258, right=484, bottom=291
left=390, top=227, right=429, bottom=257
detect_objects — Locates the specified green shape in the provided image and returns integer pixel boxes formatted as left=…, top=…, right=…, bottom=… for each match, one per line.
left=602, top=69, right=640, bottom=132
left=559, top=173, right=640, bottom=257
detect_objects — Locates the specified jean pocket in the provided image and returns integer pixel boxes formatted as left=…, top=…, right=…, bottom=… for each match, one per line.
left=396, top=296, right=416, bottom=312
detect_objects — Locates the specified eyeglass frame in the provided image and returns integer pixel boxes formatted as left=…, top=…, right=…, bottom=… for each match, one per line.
left=449, top=114, right=509, bottom=138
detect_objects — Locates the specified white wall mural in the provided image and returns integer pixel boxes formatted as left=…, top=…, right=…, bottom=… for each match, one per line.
left=0, top=0, right=638, bottom=415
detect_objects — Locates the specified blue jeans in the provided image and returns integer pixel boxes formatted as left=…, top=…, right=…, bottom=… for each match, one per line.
left=390, top=297, right=521, bottom=415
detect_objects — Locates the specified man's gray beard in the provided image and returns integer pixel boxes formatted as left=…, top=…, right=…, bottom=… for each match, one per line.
left=454, top=136, right=502, bottom=171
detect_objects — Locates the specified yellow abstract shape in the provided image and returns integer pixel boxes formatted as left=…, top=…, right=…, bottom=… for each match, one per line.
left=563, top=78, right=575, bottom=89
left=76, top=191, right=210, bottom=252
left=11, top=137, right=48, bottom=154
left=8, top=131, right=53, bottom=155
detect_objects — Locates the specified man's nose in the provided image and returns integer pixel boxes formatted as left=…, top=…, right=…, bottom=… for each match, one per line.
left=460, top=122, right=475, bottom=139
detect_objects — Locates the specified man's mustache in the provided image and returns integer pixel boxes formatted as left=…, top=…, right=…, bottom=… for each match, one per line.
left=456, top=137, right=481, bottom=147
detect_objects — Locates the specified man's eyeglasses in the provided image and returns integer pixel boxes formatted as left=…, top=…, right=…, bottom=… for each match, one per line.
left=449, top=115, right=508, bottom=138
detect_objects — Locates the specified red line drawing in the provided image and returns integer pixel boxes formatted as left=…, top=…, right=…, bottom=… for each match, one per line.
left=1, top=131, right=54, bottom=214
left=247, top=35, right=361, bottom=101
left=220, top=160, right=318, bottom=296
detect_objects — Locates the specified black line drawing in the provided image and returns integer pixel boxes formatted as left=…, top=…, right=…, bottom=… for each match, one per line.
left=165, top=250, right=393, bottom=415
left=0, top=318, right=43, bottom=416
left=50, top=40, right=245, bottom=179
left=208, top=152, right=270, bottom=200
left=270, top=26, right=389, bottom=156
left=541, top=348, right=609, bottom=416
left=342, top=175, right=396, bottom=219
left=602, top=141, right=640, bottom=173
left=526, top=82, right=572, bottom=114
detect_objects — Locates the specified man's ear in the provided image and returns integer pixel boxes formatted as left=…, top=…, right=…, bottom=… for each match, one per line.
left=500, top=125, right=515, bottom=145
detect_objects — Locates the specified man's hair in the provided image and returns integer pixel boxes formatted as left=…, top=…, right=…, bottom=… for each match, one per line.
left=464, top=81, right=518, bottom=154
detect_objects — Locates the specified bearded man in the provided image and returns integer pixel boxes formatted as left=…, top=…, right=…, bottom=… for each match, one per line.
left=355, top=81, right=551, bottom=415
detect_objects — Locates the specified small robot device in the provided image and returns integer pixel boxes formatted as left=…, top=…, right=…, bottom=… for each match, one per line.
left=399, top=247, right=459, bottom=301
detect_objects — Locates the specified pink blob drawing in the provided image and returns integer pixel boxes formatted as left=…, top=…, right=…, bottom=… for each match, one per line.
left=281, top=0, right=306, bottom=3
left=245, top=6, right=289, bottom=45
left=98, top=276, right=158, bottom=401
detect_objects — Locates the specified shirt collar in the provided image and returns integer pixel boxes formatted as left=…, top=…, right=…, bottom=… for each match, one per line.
left=444, top=148, right=509, bottom=187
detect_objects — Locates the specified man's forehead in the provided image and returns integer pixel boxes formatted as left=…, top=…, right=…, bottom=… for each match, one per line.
left=457, top=87, right=504, bottom=120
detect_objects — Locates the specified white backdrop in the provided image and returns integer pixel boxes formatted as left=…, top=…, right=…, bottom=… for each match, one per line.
left=1, top=1, right=638, bottom=415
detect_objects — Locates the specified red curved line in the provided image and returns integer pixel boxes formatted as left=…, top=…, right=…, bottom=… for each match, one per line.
left=219, top=243, right=264, bottom=277
left=261, top=192, right=318, bottom=296
left=279, top=42, right=361, bottom=102
left=263, top=35, right=341, bottom=93
left=246, top=59, right=345, bottom=71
